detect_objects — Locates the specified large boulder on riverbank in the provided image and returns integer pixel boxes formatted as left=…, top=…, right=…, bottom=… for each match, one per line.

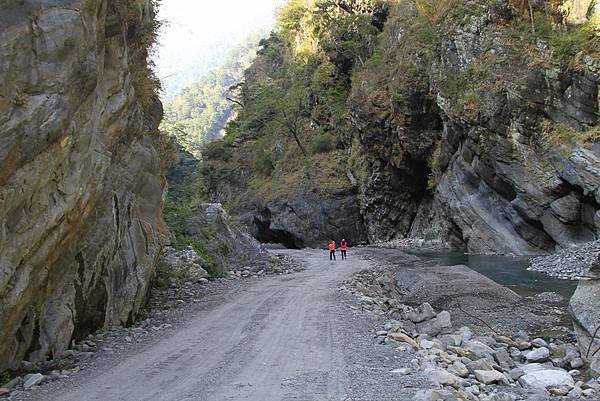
left=570, top=256, right=600, bottom=376
left=183, top=203, right=268, bottom=273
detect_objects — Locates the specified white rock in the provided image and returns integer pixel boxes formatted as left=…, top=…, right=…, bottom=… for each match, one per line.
left=448, top=361, right=469, bottom=378
left=23, top=373, right=44, bottom=389
left=524, top=347, right=550, bottom=362
left=390, top=367, right=412, bottom=375
left=519, top=363, right=575, bottom=390
left=474, top=369, right=505, bottom=384
left=457, top=326, right=473, bottom=341
left=571, top=357, right=585, bottom=369
left=569, top=386, right=583, bottom=398
left=388, top=331, right=418, bottom=348
left=426, top=368, right=463, bottom=388
left=463, top=340, right=495, bottom=359
left=413, top=389, right=454, bottom=401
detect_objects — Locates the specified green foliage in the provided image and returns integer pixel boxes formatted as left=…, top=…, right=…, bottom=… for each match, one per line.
left=310, top=134, right=336, bottom=154
left=427, top=140, right=442, bottom=191
left=317, top=12, right=379, bottom=67
left=161, top=36, right=260, bottom=156
left=202, top=140, right=232, bottom=162
left=510, top=10, right=599, bottom=67
left=255, top=149, right=275, bottom=176
left=551, top=21, right=600, bottom=65
left=154, top=258, right=187, bottom=289
left=1, top=371, right=12, bottom=387
left=277, top=0, right=310, bottom=42
left=542, top=122, right=600, bottom=149
left=164, top=201, right=195, bottom=249
left=162, top=201, right=226, bottom=278
left=123, top=0, right=162, bottom=109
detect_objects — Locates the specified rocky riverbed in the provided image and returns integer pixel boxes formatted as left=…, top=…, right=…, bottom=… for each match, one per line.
left=529, top=241, right=600, bottom=280
left=342, top=248, right=600, bottom=400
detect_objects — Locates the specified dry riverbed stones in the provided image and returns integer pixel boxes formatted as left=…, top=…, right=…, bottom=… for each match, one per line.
left=341, top=270, right=600, bottom=401
left=528, top=240, right=600, bottom=280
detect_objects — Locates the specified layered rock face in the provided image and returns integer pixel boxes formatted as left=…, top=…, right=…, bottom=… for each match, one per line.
left=0, top=0, right=167, bottom=372
left=350, top=1, right=600, bottom=254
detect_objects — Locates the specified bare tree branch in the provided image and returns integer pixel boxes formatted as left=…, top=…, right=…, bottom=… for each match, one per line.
left=225, top=97, right=244, bottom=108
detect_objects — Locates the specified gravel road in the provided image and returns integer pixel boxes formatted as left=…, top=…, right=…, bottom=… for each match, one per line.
left=22, top=249, right=429, bottom=401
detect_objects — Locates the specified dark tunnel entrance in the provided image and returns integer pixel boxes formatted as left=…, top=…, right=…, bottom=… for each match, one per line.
left=253, top=210, right=305, bottom=249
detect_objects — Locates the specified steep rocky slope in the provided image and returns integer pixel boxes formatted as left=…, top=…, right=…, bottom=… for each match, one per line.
left=351, top=0, right=600, bottom=254
left=0, top=0, right=167, bottom=372
left=185, top=0, right=598, bottom=254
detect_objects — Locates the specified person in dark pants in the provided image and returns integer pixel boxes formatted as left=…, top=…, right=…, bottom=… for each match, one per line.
left=328, top=240, right=336, bottom=261
left=340, top=239, right=348, bottom=260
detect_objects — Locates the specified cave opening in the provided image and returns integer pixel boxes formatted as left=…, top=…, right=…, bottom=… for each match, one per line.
left=253, top=215, right=304, bottom=249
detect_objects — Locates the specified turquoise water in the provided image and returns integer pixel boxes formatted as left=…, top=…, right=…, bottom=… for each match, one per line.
left=407, top=250, right=579, bottom=299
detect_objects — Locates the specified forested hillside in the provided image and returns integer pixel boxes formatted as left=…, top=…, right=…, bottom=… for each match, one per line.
left=161, top=35, right=262, bottom=155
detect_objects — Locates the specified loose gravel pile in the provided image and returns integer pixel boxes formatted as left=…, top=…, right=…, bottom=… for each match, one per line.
left=528, top=241, right=600, bottom=280
left=341, top=268, right=600, bottom=401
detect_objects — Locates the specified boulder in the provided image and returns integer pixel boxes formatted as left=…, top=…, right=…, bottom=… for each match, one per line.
left=160, top=247, right=209, bottom=283
left=417, top=311, right=452, bottom=337
left=519, top=364, right=575, bottom=390
left=474, top=369, right=505, bottom=384
left=23, top=373, right=44, bottom=389
left=569, top=256, right=600, bottom=377
left=550, top=192, right=581, bottom=224
left=426, top=368, right=463, bottom=388
left=466, top=358, right=495, bottom=374
left=524, top=347, right=550, bottom=363
left=185, top=203, right=267, bottom=273
left=462, top=340, right=495, bottom=359
left=493, top=347, right=516, bottom=370
left=439, top=334, right=462, bottom=347
left=407, top=303, right=436, bottom=323
left=448, top=361, right=469, bottom=378
left=388, top=332, right=418, bottom=348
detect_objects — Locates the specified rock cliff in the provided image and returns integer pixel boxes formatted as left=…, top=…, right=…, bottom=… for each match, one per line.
left=0, top=0, right=167, bottom=372
left=197, top=0, right=598, bottom=254
left=350, top=0, right=600, bottom=254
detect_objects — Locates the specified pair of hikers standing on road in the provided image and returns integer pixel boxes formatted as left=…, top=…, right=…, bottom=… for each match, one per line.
left=328, top=239, right=348, bottom=261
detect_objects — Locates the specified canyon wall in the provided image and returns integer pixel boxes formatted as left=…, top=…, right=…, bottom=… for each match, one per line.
left=0, top=0, right=167, bottom=372
left=350, top=0, right=600, bottom=254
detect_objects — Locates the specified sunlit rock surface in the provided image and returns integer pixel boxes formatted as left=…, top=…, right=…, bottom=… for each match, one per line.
left=0, top=0, right=167, bottom=371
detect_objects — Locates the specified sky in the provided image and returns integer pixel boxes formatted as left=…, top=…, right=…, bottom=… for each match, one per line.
left=155, top=0, right=285, bottom=98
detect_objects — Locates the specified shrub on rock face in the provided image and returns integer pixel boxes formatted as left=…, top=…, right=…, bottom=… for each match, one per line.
left=309, top=134, right=335, bottom=154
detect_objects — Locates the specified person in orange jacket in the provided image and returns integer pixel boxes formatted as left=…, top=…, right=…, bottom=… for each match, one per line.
left=328, top=240, right=336, bottom=261
left=340, top=238, right=348, bottom=260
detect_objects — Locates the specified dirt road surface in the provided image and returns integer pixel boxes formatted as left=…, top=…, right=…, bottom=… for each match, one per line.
left=22, top=249, right=428, bottom=401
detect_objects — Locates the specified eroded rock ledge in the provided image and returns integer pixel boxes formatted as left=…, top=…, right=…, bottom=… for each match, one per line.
left=0, top=0, right=167, bottom=372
